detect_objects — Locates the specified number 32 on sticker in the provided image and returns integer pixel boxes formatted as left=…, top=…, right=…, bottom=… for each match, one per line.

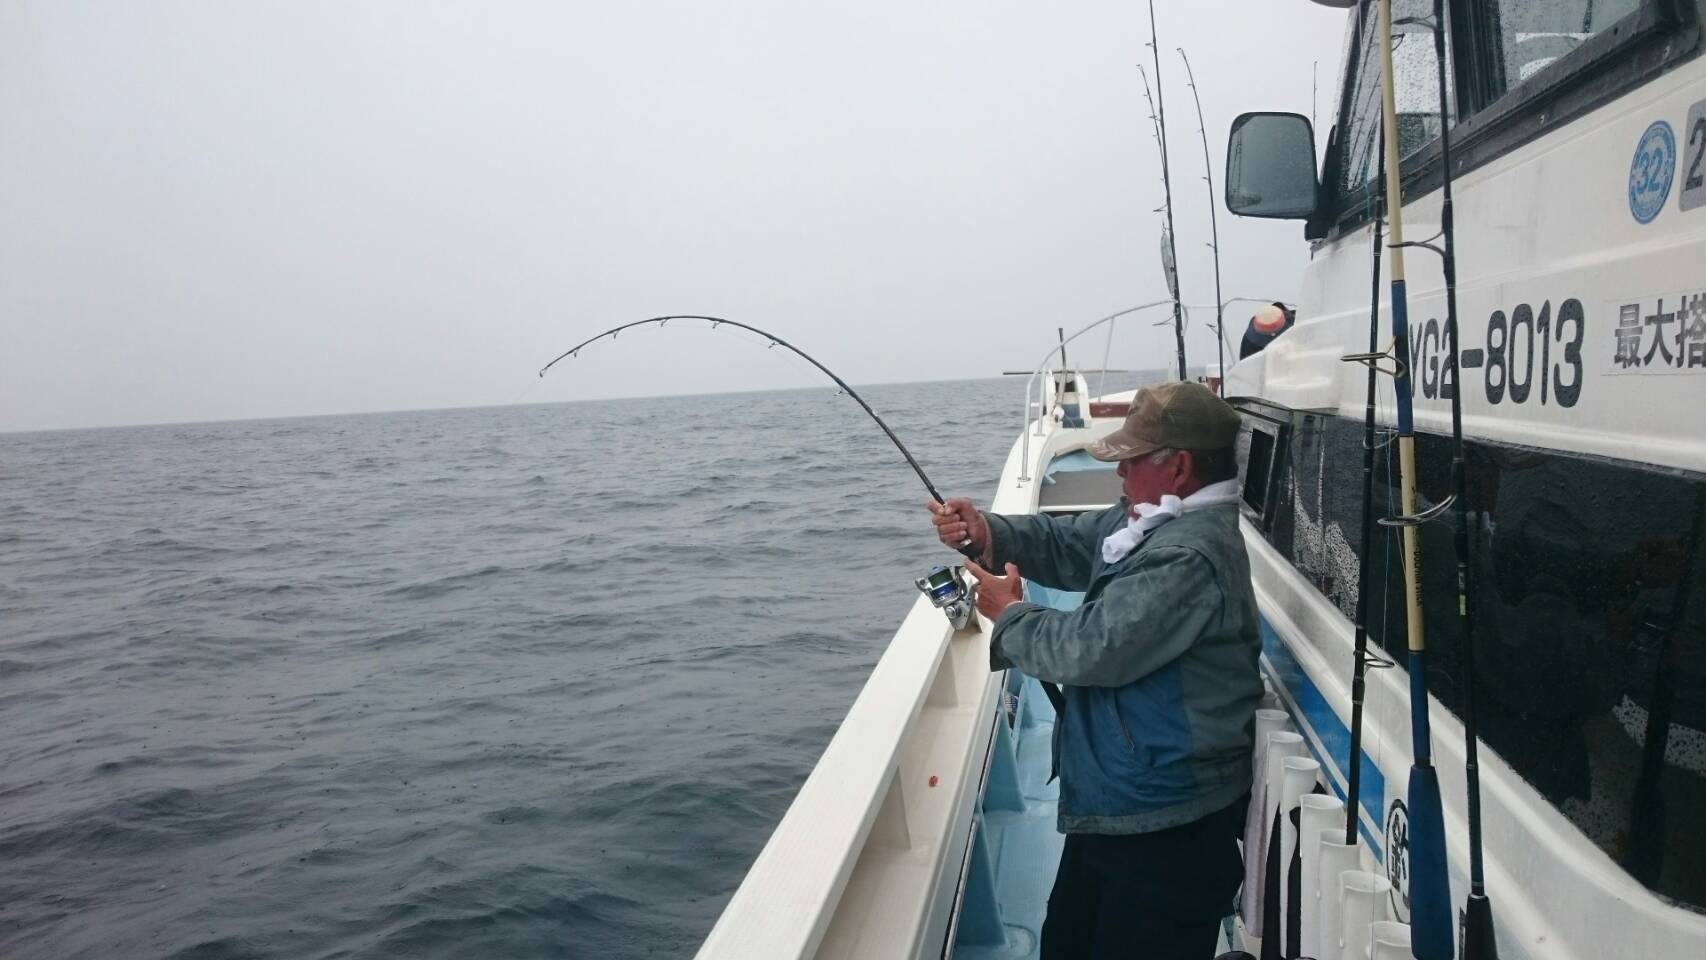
left=1412, top=299, right=1585, bottom=408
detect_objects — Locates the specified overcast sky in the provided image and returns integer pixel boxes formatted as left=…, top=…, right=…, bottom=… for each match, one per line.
left=1, top=0, right=1349, bottom=432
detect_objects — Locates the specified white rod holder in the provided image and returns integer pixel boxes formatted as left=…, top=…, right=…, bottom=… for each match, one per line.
left=1338, top=869, right=1393, bottom=960
left=1298, top=794, right=1346, bottom=960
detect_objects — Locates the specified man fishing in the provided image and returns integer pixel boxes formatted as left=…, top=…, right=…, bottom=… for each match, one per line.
left=927, top=381, right=1261, bottom=960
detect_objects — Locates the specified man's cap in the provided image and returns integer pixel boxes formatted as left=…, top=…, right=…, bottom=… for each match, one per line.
left=1087, top=381, right=1242, bottom=462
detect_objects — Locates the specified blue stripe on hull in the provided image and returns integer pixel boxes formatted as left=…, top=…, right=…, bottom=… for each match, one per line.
left=1260, top=619, right=1386, bottom=860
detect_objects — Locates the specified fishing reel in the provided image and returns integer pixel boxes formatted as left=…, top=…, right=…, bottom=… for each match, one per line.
left=915, top=564, right=978, bottom=631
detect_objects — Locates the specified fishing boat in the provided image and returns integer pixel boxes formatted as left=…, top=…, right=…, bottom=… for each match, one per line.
left=697, top=1, right=1706, bottom=957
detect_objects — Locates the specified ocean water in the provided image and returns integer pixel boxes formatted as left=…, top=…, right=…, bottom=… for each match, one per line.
left=0, top=375, right=1147, bottom=959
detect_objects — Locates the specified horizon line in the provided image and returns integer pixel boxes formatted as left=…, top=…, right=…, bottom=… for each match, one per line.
left=1, top=367, right=1192, bottom=437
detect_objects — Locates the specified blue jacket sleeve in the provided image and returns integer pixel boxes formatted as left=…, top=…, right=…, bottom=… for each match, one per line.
left=985, top=505, right=1116, bottom=592
left=987, top=545, right=1225, bottom=687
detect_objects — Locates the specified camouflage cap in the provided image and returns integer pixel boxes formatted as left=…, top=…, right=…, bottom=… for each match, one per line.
left=1087, top=380, right=1241, bottom=462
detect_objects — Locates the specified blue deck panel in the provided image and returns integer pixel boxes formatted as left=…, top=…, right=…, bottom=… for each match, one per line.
left=1041, top=449, right=1105, bottom=475
left=953, top=585, right=1081, bottom=960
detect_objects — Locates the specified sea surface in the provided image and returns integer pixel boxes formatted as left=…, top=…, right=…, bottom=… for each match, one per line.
left=0, top=375, right=1149, bottom=960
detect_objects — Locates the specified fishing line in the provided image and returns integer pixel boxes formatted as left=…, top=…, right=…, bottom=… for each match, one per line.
left=537, top=315, right=983, bottom=564
left=510, top=377, right=543, bottom=407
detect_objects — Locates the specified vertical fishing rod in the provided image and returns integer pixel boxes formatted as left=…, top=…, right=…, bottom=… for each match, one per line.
left=1146, top=0, right=1187, bottom=381
left=1137, top=64, right=1187, bottom=376
left=1136, top=65, right=1177, bottom=316
left=1425, top=1, right=1495, bottom=954
left=1373, top=1, right=1454, bottom=956
left=1312, top=60, right=1319, bottom=134
left=1176, top=48, right=1224, bottom=396
left=1342, top=122, right=1386, bottom=850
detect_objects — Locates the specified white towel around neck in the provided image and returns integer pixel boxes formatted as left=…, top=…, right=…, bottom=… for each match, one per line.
left=1100, top=478, right=1242, bottom=564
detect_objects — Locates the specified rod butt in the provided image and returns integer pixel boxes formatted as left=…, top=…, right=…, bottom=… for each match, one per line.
left=1407, top=765, right=1454, bottom=959
left=1460, top=894, right=1498, bottom=960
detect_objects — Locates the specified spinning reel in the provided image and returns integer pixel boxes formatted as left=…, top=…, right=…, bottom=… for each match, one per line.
left=914, top=564, right=978, bottom=631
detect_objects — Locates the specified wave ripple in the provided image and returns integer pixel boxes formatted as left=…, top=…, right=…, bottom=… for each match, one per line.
left=0, top=378, right=1134, bottom=958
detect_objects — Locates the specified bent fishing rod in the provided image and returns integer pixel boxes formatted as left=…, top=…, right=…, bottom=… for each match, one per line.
left=538, top=315, right=985, bottom=566
left=1374, top=1, right=1454, bottom=955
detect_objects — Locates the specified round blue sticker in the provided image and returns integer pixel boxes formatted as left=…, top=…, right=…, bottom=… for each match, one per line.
left=1628, top=120, right=1676, bottom=224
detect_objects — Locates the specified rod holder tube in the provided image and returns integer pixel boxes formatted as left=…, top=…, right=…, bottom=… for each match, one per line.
left=1371, top=920, right=1415, bottom=960
left=1299, top=795, right=1347, bottom=960
left=1316, top=840, right=1363, bottom=960
left=1277, top=757, right=1322, bottom=954
left=1339, top=870, right=1393, bottom=960
left=1240, top=730, right=1306, bottom=935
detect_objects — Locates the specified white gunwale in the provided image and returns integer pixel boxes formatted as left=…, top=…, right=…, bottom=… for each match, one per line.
left=696, top=374, right=1115, bottom=960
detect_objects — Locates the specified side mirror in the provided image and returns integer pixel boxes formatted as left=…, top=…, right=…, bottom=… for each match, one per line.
left=1225, top=112, right=1319, bottom=220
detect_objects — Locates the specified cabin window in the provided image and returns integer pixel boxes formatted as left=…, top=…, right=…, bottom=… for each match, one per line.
left=1337, top=0, right=1459, bottom=197
left=1242, top=430, right=1276, bottom=517
left=1489, top=0, right=1643, bottom=88
left=1234, top=406, right=1290, bottom=533
left=1323, top=0, right=1698, bottom=233
left=1255, top=406, right=1706, bottom=910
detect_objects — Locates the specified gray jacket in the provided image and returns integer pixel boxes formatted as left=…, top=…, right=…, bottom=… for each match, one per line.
left=987, top=501, right=1262, bottom=833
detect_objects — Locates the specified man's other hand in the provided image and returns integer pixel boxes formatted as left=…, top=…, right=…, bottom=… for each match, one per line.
left=964, top=561, right=1023, bottom=620
left=928, top=497, right=991, bottom=559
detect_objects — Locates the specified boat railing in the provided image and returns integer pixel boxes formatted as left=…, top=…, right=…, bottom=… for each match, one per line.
left=1017, top=300, right=1170, bottom=484
left=1016, top=295, right=1293, bottom=483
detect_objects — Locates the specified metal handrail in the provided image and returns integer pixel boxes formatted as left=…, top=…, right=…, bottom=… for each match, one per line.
left=1018, top=300, right=1173, bottom=483
left=1014, top=296, right=1296, bottom=483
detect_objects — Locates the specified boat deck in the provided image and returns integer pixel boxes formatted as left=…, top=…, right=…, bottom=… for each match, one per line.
left=951, top=590, right=1075, bottom=960
left=953, top=447, right=1108, bottom=958
left=1035, top=450, right=1123, bottom=513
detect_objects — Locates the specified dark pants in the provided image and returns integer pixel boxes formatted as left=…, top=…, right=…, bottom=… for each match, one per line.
left=1040, top=796, right=1248, bottom=960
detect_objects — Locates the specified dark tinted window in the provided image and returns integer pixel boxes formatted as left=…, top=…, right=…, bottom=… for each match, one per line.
left=1243, top=428, right=1277, bottom=516
left=1255, top=408, right=1706, bottom=908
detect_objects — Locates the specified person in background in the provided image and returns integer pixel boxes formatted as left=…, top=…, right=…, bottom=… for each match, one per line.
left=1239, top=302, right=1295, bottom=359
left=928, top=381, right=1262, bottom=960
